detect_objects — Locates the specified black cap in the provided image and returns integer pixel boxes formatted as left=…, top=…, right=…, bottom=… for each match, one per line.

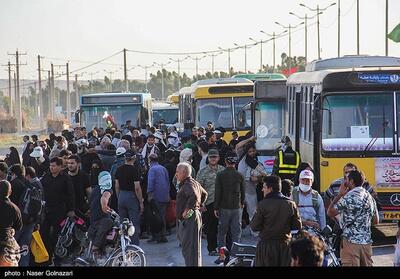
left=124, top=150, right=136, bottom=159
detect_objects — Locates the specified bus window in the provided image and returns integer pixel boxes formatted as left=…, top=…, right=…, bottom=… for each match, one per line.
left=322, top=93, right=394, bottom=152
left=254, top=102, right=284, bottom=151
left=196, top=98, right=233, bottom=128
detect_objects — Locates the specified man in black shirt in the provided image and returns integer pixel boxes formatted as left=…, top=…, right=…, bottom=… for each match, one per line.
left=0, top=180, right=23, bottom=266
left=41, top=157, right=75, bottom=266
left=67, top=155, right=91, bottom=216
left=115, top=150, right=144, bottom=245
left=9, top=164, right=28, bottom=206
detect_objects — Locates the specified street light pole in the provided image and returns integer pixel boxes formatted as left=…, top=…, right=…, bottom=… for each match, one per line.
left=260, top=30, right=287, bottom=72
left=234, top=43, right=248, bottom=73
left=170, top=56, right=188, bottom=91
left=300, top=2, right=336, bottom=60
left=338, top=0, right=341, bottom=57
left=385, top=0, right=389, bottom=56
left=275, top=21, right=304, bottom=71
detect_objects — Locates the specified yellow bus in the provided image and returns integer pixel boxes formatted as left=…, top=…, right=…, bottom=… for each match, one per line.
left=167, top=92, right=179, bottom=104
left=287, top=55, right=400, bottom=221
left=178, top=78, right=253, bottom=141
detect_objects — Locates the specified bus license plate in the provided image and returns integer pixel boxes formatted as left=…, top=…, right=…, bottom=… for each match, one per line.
left=383, top=211, right=400, bottom=220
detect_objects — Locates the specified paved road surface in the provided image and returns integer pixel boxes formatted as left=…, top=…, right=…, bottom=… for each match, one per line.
left=140, top=225, right=397, bottom=267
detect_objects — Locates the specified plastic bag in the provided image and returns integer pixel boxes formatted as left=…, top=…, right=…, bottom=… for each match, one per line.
left=30, top=230, right=49, bottom=263
left=394, top=238, right=400, bottom=267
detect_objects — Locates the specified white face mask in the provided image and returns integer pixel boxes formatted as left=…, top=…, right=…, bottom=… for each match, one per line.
left=299, top=183, right=312, bottom=192
left=281, top=144, right=287, bottom=152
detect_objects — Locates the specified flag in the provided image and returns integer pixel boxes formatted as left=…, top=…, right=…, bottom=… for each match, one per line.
left=388, top=23, right=400, bottom=43
left=282, top=66, right=298, bottom=77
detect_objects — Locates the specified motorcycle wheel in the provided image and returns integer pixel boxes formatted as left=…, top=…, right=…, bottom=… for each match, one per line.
left=105, top=245, right=146, bottom=267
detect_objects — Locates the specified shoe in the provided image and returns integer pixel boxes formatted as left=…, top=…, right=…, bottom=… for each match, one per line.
left=157, top=237, right=168, bottom=243
left=208, top=251, right=219, bottom=256
left=214, top=257, right=224, bottom=265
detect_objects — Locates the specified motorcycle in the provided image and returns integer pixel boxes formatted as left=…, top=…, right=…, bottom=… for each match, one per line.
left=300, top=225, right=341, bottom=267
left=76, top=210, right=146, bottom=267
left=219, top=242, right=257, bottom=267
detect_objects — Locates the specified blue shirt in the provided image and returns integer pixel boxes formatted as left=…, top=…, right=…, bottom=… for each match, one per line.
left=147, top=162, right=171, bottom=203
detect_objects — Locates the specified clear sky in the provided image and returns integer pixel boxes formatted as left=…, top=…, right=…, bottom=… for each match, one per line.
left=1, top=0, right=399, bottom=82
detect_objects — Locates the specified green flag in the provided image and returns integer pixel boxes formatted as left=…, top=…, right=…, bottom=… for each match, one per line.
left=388, top=23, right=400, bottom=43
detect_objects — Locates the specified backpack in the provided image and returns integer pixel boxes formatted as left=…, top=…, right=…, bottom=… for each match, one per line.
left=20, top=182, right=45, bottom=223
left=292, top=187, right=320, bottom=216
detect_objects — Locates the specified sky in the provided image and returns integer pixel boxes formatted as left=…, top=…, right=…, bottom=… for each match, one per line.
left=0, top=0, right=399, bottom=84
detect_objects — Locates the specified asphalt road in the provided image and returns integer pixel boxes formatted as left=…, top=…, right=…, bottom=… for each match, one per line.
left=140, top=225, right=397, bottom=267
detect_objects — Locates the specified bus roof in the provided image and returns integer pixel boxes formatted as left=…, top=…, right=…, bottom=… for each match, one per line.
left=305, top=55, right=400, bottom=72
left=288, top=56, right=400, bottom=86
left=232, top=73, right=286, bottom=81
left=81, top=92, right=151, bottom=97
left=191, top=78, right=253, bottom=87
left=152, top=101, right=179, bottom=110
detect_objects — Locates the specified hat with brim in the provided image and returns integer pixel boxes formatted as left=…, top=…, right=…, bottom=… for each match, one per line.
left=116, top=147, right=126, bottom=156
left=30, top=147, right=43, bottom=158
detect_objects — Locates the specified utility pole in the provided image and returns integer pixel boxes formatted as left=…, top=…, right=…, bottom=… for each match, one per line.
left=48, top=71, right=51, bottom=119
left=189, top=55, right=206, bottom=79
left=153, top=62, right=171, bottom=100
left=248, top=38, right=264, bottom=72
left=289, top=12, right=312, bottom=63
left=385, top=0, right=388, bottom=56
left=137, top=65, right=152, bottom=92
left=123, top=48, right=128, bottom=92
left=300, top=2, right=336, bottom=60
left=233, top=43, right=248, bottom=73
left=37, top=55, right=43, bottom=123
left=206, top=52, right=222, bottom=75
left=8, top=62, right=13, bottom=116
left=75, top=74, right=79, bottom=110
left=338, top=0, right=341, bottom=57
left=260, top=30, right=287, bottom=72
left=66, top=62, right=71, bottom=123
left=50, top=63, right=55, bottom=119
left=169, top=57, right=188, bottom=91
left=357, top=0, right=360, bottom=55
left=276, top=21, right=304, bottom=71
left=8, top=50, right=27, bottom=132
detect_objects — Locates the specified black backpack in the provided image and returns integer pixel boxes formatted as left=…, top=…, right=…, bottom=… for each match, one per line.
left=19, top=182, right=45, bottom=223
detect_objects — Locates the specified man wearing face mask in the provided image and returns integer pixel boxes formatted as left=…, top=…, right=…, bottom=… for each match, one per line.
left=76, top=138, right=101, bottom=174
left=291, top=170, right=326, bottom=230
left=272, top=136, right=301, bottom=180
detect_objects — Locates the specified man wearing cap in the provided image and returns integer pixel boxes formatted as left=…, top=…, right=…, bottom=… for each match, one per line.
left=291, top=170, right=326, bottom=230
left=196, top=149, right=225, bottom=256
left=229, top=131, right=239, bottom=149
left=214, top=151, right=245, bottom=262
left=115, top=150, right=144, bottom=245
left=147, top=153, right=170, bottom=243
left=28, top=145, right=50, bottom=178
left=272, top=136, right=301, bottom=180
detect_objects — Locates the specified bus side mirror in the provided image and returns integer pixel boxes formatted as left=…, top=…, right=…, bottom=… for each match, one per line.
left=237, top=110, right=246, bottom=128
left=74, top=111, right=80, bottom=124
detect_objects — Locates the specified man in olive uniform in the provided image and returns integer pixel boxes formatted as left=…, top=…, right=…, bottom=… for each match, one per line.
left=272, top=136, right=301, bottom=180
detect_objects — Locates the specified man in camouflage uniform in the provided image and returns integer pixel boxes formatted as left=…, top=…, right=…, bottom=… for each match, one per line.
left=328, top=170, right=379, bottom=267
left=196, top=149, right=225, bottom=256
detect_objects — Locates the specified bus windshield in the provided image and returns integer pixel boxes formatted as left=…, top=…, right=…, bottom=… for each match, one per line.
left=196, top=98, right=233, bottom=129
left=254, top=102, right=285, bottom=151
left=81, top=105, right=141, bottom=129
left=322, top=93, right=394, bottom=152
left=153, top=109, right=179, bottom=125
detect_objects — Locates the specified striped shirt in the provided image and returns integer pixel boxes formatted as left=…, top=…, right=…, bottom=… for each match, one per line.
left=325, top=177, right=374, bottom=200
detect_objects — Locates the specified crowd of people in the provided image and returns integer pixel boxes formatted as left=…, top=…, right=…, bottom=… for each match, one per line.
left=0, top=119, right=398, bottom=267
